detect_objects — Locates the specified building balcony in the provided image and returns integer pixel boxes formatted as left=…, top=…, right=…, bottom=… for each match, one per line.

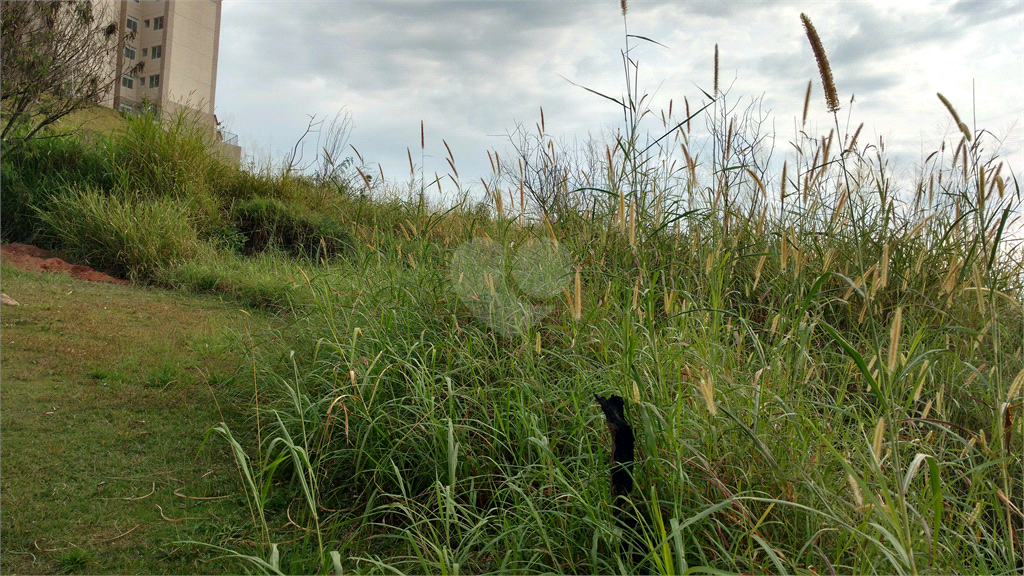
left=218, top=129, right=238, bottom=146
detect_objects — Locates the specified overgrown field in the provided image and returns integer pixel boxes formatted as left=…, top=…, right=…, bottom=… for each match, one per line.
left=3, top=18, right=1023, bottom=575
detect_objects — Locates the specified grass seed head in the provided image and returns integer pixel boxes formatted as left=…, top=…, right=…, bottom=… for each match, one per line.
left=937, top=93, right=972, bottom=142
left=801, top=13, right=840, bottom=113
left=714, top=44, right=720, bottom=96
left=872, top=416, right=886, bottom=462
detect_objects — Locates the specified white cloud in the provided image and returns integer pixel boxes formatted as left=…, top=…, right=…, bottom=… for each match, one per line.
left=216, top=0, right=1023, bottom=195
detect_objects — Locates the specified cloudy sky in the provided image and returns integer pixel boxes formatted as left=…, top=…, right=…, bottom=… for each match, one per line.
left=215, top=0, right=1023, bottom=200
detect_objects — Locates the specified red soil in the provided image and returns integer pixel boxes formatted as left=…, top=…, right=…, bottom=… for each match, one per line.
left=0, top=243, right=129, bottom=285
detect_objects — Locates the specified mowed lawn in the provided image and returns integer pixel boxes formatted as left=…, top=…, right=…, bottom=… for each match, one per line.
left=0, top=261, right=272, bottom=575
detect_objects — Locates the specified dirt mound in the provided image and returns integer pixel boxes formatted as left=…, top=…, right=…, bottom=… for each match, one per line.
left=1, top=243, right=129, bottom=285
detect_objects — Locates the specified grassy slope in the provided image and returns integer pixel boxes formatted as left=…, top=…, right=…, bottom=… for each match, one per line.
left=0, top=262, right=274, bottom=575
left=1, top=53, right=1021, bottom=573
left=54, top=106, right=127, bottom=137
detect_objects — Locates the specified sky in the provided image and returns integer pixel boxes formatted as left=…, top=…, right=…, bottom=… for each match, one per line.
left=215, top=0, right=1023, bottom=203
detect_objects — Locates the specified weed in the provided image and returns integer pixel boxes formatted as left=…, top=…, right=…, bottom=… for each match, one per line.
left=37, top=186, right=199, bottom=281
left=57, top=548, right=98, bottom=574
left=86, top=366, right=127, bottom=382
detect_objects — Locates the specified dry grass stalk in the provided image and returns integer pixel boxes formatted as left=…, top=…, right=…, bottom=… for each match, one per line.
left=879, top=242, right=890, bottom=289
left=780, top=161, right=788, bottom=202
left=663, top=288, right=676, bottom=315
left=848, top=473, right=867, bottom=510
left=575, top=265, right=583, bottom=319
left=1006, top=370, right=1024, bottom=408
left=699, top=373, right=717, bottom=416
left=780, top=229, right=789, bottom=272
left=937, top=93, right=972, bottom=142
left=940, top=253, right=961, bottom=296
left=801, top=80, right=812, bottom=126
left=800, top=13, right=840, bottom=113
left=628, top=198, right=636, bottom=247
left=753, top=254, right=767, bottom=291
left=887, top=307, right=903, bottom=373
left=972, top=262, right=985, bottom=312
left=872, top=417, right=886, bottom=462
left=846, top=122, right=864, bottom=153
left=978, top=165, right=987, bottom=216
left=913, top=360, right=930, bottom=402
left=822, top=248, right=836, bottom=273
left=618, top=189, right=626, bottom=233
left=713, top=44, right=720, bottom=96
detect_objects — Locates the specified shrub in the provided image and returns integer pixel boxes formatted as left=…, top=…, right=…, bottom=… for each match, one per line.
left=229, top=197, right=351, bottom=259
left=0, top=132, right=111, bottom=244
left=37, top=186, right=198, bottom=280
left=107, top=105, right=230, bottom=199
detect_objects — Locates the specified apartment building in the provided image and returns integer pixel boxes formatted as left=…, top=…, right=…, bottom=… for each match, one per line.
left=100, top=0, right=239, bottom=160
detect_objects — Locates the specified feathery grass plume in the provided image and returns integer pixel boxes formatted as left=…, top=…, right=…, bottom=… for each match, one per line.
left=699, top=374, right=717, bottom=416
left=887, top=306, right=902, bottom=373
left=847, top=473, right=866, bottom=509
left=713, top=44, right=720, bottom=96
left=801, top=80, right=812, bottom=126
left=753, top=254, right=767, bottom=291
left=878, top=242, right=890, bottom=289
left=621, top=0, right=627, bottom=16
left=872, top=416, right=886, bottom=462
left=780, top=160, right=788, bottom=201
left=800, top=13, right=840, bottom=113
left=937, top=93, right=972, bottom=142
left=846, top=122, right=864, bottom=152
left=913, top=360, right=930, bottom=402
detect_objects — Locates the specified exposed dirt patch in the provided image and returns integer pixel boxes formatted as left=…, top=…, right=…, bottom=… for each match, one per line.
left=1, top=243, right=128, bottom=285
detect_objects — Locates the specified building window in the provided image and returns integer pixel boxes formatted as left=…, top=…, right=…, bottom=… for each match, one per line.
left=149, top=75, right=160, bottom=88
left=119, top=103, right=134, bottom=113
left=144, top=19, right=150, bottom=28
left=153, top=16, right=164, bottom=30
left=141, top=48, right=148, bottom=57
left=121, top=75, right=134, bottom=89
left=124, top=45, right=136, bottom=60
left=126, top=17, right=138, bottom=33
left=151, top=45, right=162, bottom=59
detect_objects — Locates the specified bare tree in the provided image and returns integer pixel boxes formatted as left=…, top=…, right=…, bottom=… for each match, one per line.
left=282, top=112, right=354, bottom=179
left=1, top=0, right=142, bottom=142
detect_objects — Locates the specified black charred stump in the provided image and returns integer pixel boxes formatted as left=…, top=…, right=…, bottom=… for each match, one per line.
left=595, top=393, right=646, bottom=571
left=595, top=394, right=635, bottom=499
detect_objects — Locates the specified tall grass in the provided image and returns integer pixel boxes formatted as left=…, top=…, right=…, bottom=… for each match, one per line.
left=4, top=8, right=1020, bottom=573
left=4, top=104, right=362, bottom=309
left=206, top=9, right=1022, bottom=576
left=37, top=185, right=199, bottom=281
